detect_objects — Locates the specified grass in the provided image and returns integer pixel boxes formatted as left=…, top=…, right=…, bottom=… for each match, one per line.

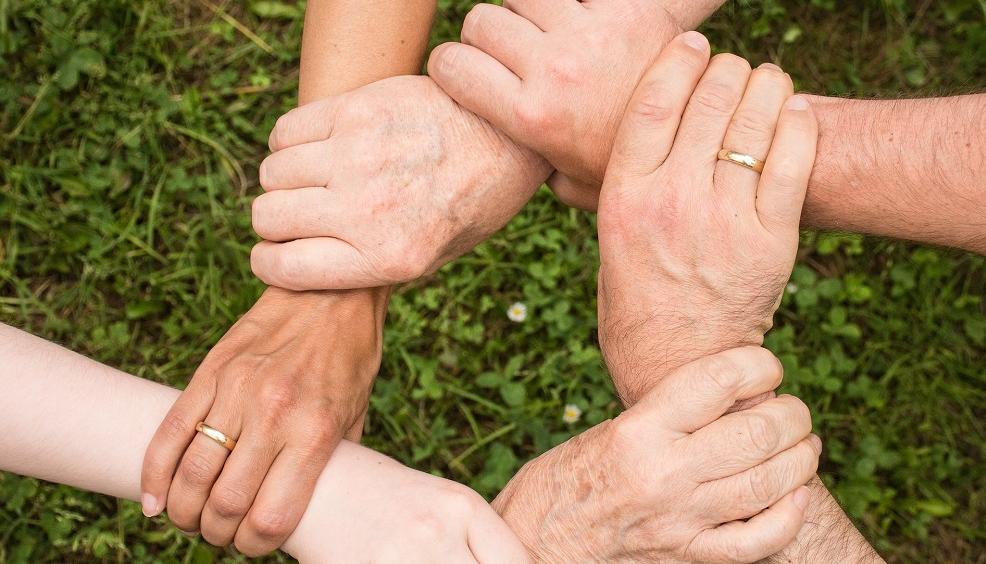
left=1, top=0, right=984, bottom=562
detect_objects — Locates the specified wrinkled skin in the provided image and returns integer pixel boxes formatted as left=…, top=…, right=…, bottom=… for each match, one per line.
left=494, top=348, right=820, bottom=563
left=429, top=0, right=727, bottom=209
left=593, top=35, right=819, bottom=403
left=142, top=287, right=388, bottom=555
left=250, top=75, right=551, bottom=290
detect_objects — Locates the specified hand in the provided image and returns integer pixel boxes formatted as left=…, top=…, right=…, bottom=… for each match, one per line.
left=250, top=75, right=551, bottom=290
left=494, top=347, right=820, bottom=563
left=428, top=0, right=726, bottom=210
left=593, top=33, right=818, bottom=404
left=141, top=287, right=388, bottom=556
left=283, top=442, right=530, bottom=563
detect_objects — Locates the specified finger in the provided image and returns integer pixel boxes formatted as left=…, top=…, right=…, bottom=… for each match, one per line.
left=687, top=394, right=813, bottom=481
left=252, top=188, right=352, bottom=242
left=250, top=238, right=378, bottom=291
left=606, top=31, right=711, bottom=180
left=165, top=401, right=241, bottom=532
left=461, top=3, right=542, bottom=76
left=697, top=434, right=821, bottom=522
left=234, top=443, right=334, bottom=557
left=141, top=375, right=216, bottom=518
left=725, top=390, right=776, bottom=414
left=638, top=347, right=783, bottom=434
left=427, top=42, right=523, bottom=141
left=267, top=97, right=342, bottom=152
left=258, top=140, right=335, bottom=192
left=199, top=429, right=280, bottom=547
left=714, top=63, right=793, bottom=214
left=669, top=53, right=752, bottom=175
left=502, top=0, right=583, bottom=31
left=756, top=95, right=818, bottom=234
left=547, top=171, right=600, bottom=212
left=467, top=505, right=531, bottom=564
left=689, top=485, right=810, bottom=563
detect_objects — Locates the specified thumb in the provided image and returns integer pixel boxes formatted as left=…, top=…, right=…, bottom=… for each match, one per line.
left=547, top=171, right=600, bottom=212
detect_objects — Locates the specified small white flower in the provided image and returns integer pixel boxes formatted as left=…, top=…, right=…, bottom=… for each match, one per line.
left=786, top=283, right=799, bottom=294
left=507, top=302, right=528, bottom=322
left=562, top=404, right=582, bottom=424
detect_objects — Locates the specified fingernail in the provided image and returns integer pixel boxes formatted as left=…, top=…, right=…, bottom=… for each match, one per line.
left=681, top=31, right=708, bottom=51
left=810, top=434, right=823, bottom=453
left=141, top=493, right=161, bottom=517
left=793, top=486, right=810, bottom=510
left=786, top=95, right=810, bottom=111
left=178, top=528, right=198, bottom=538
left=758, top=62, right=783, bottom=72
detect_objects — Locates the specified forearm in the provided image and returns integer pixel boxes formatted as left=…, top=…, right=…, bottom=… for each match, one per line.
left=0, top=324, right=387, bottom=561
left=805, top=95, right=986, bottom=254
left=760, top=477, right=884, bottom=564
left=300, top=0, right=435, bottom=104
left=264, top=0, right=438, bottom=370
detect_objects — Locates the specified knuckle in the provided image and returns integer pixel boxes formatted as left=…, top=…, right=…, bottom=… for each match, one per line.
left=209, top=486, right=254, bottom=520
left=405, top=513, right=448, bottom=544
left=160, top=411, right=194, bottom=442
left=383, top=251, right=428, bottom=283
left=259, top=384, right=299, bottom=419
left=177, top=451, right=218, bottom=487
left=746, top=464, right=777, bottom=507
left=545, top=53, right=585, bottom=86
left=701, top=353, right=742, bottom=395
left=608, top=411, right=647, bottom=447
left=733, top=346, right=783, bottom=388
left=270, top=251, right=307, bottom=288
left=729, top=109, right=773, bottom=139
left=512, top=99, right=546, bottom=132
left=692, top=81, right=741, bottom=115
left=743, top=412, right=780, bottom=457
left=246, top=508, right=294, bottom=541
left=629, top=87, right=677, bottom=126
left=440, top=483, right=484, bottom=518
left=782, top=395, right=812, bottom=428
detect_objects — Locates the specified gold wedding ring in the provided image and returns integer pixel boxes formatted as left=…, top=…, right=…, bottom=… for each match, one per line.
left=195, top=422, right=237, bottom=451
left=718, top=149, right=766, bottom=173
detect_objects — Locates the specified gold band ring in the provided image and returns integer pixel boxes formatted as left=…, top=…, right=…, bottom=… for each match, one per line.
left=717, top=149, right=766, bottom=173
left=195, top=422, right=237, bottom=451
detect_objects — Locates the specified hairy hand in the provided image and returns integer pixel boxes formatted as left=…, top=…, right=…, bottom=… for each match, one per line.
left=429, top=0, right=726, bottom=210
left=594, top=33, right=818, bottom=403
left=141, top=287, right=387, bottom=556
left=494, top=348, right=820, bottom=563
left=250, top=75, right=551, bottom=290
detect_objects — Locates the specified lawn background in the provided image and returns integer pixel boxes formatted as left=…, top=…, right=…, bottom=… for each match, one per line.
left=1, top=0, right=984, bottom=562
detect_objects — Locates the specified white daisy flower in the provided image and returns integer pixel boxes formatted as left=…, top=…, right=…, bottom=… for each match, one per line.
left=786, top=283, right=799, bottom=294
left=507, top=302, right=528, bottom=322
left=562, top=404, right=582, bottom=424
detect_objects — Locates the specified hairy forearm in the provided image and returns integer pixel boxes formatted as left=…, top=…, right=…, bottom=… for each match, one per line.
left=760, top=477, right=884, bottom=564
left=0, top=324, right=395, bottom=561
left=805, top=94, right=986, bottom=254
